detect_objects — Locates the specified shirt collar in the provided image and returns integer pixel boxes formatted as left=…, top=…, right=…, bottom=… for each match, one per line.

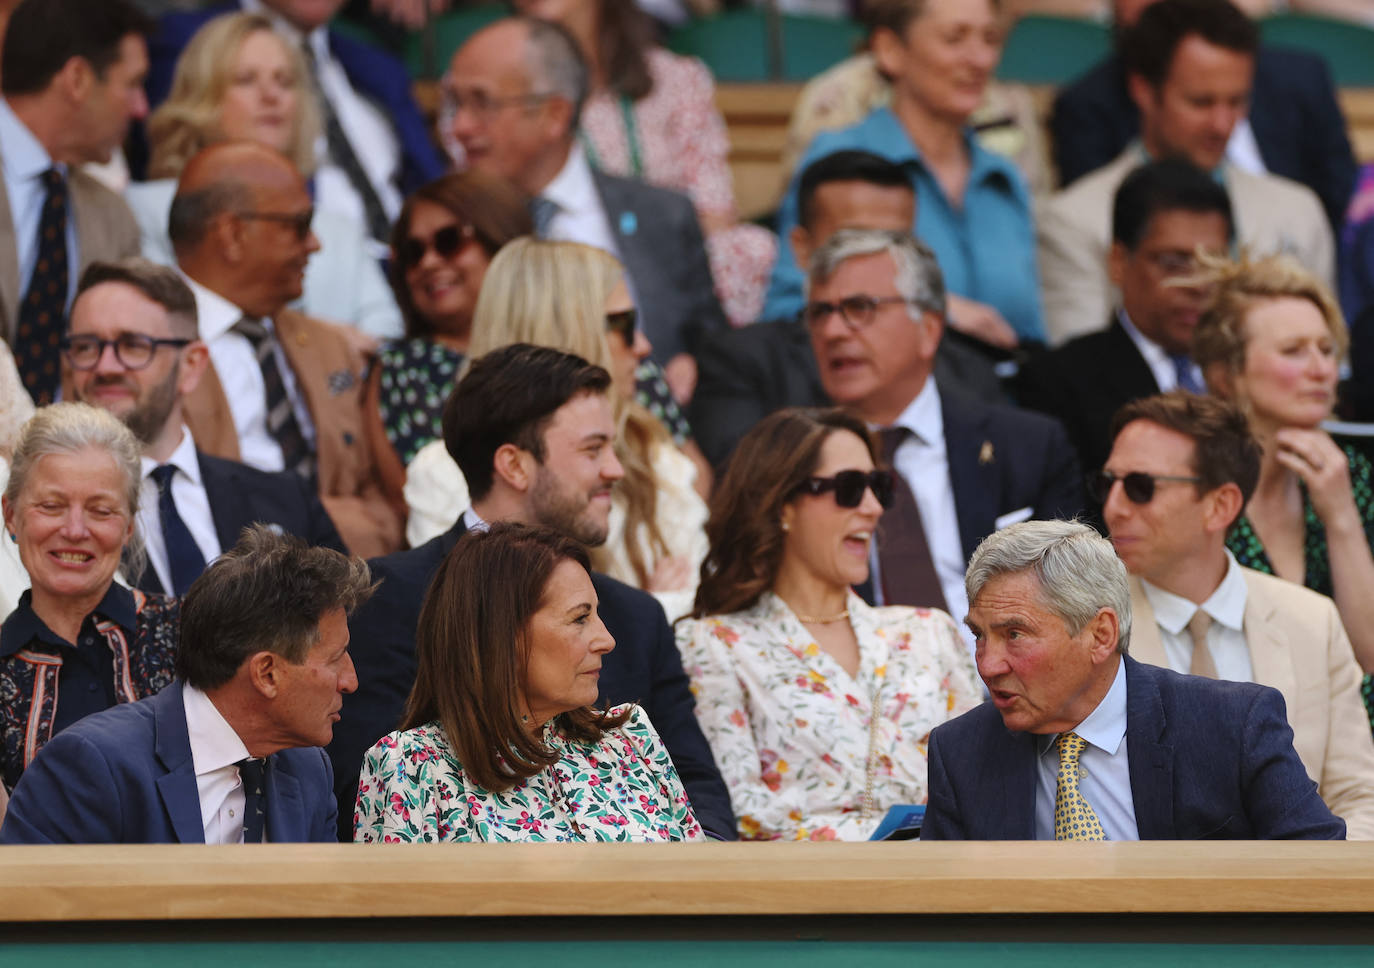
left=0, top=582, right=137, bottom=657
left=182, top=272, right=251, bottom=342
left=889, top=377, right=944, bottom=450
left=0, top=96, right=60, bottom=181
left=182, top=682, right=252, bottom=778
left=539, top=146, right=598, bottom=219
left=461, top=507, right=490, bottom=533
left=140, top=425, right=202, bottom=487
left=1117, top=308, right=1172, bottom=370
left=866, top=107, right=1018, bottom=192
left=1141, top=550, right=1248, bottom=635
left=1131, top=139, right=1228, bottom=184
left=240, top=0, right=328, bottom=60
left=1039, top=655, right=1128, bottom=759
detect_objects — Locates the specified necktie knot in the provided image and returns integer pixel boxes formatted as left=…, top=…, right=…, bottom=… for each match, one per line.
left=878, top=426, right=909, bottom=464
left=530, top=196, right=559, bottom=237
left=1169, top=353, right=1203, bottom=394
left=41, top=168, right=66, bottom=192
left=1057, top=731, right=1087, bottom=768
left=1187, top=608, right=1217, bottom=678
left=232, top=316, right=270, bottom=346
left=150, top=463, right=177, bottom=491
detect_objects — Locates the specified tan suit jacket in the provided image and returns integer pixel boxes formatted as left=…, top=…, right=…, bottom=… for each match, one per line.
left=1037, top=147, right=1335, bottom=346
left=0, top=149, right=140, bottom=342
left=182, top=307, right=402, bottom=559
left=1129, top=569, right=1374, bottom=839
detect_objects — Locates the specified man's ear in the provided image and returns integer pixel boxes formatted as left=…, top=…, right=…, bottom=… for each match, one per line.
left=1126, top=73, right=1156, bottom=116
left=546, top=96, right=577, bottom=143
left=492, top=442, right=534, bottom=493
left=213, top=212, right=247, bottom=265
left=246, top=651, right=281, bottom=699
left=176, top=341, right=211, bottom=397
left=1203, top=481, right=1244, bottom=535
left=789, top=225, right=813, bottom=272
left=54, top=55, right=95, bottom=106
left=1087, top=607, right=1121, bottom=664
left=1108, top=240, right=1130, bottom=290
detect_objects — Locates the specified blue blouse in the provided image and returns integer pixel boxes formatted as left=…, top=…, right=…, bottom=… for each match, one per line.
left=763, top=107, right=1045, bottom=343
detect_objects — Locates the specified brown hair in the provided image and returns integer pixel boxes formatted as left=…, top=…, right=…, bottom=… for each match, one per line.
left=1190, top=251, right=1348, bottom=394
left=77, top=258, right=198, bottom=338
left=401, top=522, right=631, bottom=792
left=1111, top=390, right=1261, bottom=509
left=690, top=408, right=879, bottom=618
left=389, top=171, right=534, bottom=340
left=593, top=0, right=656, bottom=102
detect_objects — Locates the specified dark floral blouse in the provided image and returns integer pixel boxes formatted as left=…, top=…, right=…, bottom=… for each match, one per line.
left=376, top=338, right=465, bottom=468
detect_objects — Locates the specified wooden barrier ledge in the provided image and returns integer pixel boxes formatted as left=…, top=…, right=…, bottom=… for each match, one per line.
left=2, top=841, right=1374, bottom=922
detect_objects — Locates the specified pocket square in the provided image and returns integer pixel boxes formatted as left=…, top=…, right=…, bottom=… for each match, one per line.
left=994, top=506, right=1034, bottom=530
left=327, top=369, right=357, bottom=395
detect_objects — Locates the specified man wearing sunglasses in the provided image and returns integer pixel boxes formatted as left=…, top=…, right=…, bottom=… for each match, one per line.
left=167, top=141, right=401, bottom=559
left=1099, top=391, right=1374, bottom=837
left=61, top=257, right=346, bottom=598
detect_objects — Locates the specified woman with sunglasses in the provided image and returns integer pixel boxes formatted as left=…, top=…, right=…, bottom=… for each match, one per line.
left=405, top=238, right=709, bottom=596
left=364, top=172, right=533, bottom=517
left=674, top=407, right=979, bottom=841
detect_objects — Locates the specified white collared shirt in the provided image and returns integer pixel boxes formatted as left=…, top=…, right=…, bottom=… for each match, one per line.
left=1140, top=550, right=1253, bottom=683
left=1117, top=309, right=1201, bottom=394
left=242, top=0, right=402, bottom=241
left=1225, top=119, right=1269, bottom=177
left=0, top=97, right=78, bottom=336
left=869, top=379, right=970, bottom=651
left=182, top=682, right=254, bottom=844
left=537, top=146, right=620, bottom=259
left=1034, top=657, right=1138, bottom=841
left=460, top=506, right=489, bottom=533
left=182, top=273, right=316, bottom=471
left=138, top=426, right=222, bottom=594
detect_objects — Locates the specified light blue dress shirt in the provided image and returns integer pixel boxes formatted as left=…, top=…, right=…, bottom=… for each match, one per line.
left=1033, top=657, right=1139, bottom=841
left=763, top=107, right=1045, bottom=343
left=0, top=97, right=79, bottom=325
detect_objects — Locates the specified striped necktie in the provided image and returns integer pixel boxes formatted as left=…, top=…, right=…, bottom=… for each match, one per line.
left=231, top=316, right=314, bottom=480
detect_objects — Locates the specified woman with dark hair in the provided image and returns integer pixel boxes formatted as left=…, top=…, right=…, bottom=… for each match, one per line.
left=354, top=522, right=702, bottom=842
left=363, top=171, right=533, bottom=516
left=675, top=408, right=978, bottom=841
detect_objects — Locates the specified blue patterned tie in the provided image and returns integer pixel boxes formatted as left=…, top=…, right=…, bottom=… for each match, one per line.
left=530, top=196, right=559, bottom=238
left=1170, top=353, right=1203, bottom=394
left=150, top=464, right=206, bottom=596
left=15, top=168, right=68, bottom=405
left=237, top=757, right=268, bottom=843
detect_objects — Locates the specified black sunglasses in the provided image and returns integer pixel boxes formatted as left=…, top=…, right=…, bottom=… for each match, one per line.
left=796, top=469, right=895, bottom=509
left=398, top=223, right=476, bottom=270
left=605, top=308, right=637, bottom=345
left=237, top=208, right=314, bottom=241
left=1088, top=469, right=1203, bottom=505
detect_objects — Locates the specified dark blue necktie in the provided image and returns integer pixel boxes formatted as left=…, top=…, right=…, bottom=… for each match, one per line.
left=237, top=757, right=268, bottom=844
left=1170, top=353, right=1204, bottom=394
left=15, top=168, right=69, bottom=405
left=530, top=196, right=559, bottom=237
left=150, top=464, right=206, bottom=596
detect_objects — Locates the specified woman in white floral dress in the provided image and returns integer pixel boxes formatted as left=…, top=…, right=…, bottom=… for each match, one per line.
left=676, top=408, right=980, bottom=841
left=355, top=523, right=702, bottom=843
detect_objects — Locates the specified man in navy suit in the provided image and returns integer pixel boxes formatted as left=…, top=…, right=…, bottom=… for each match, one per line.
left=332, top=344, right=735, bottom=841
left=145, top=0, right=442, bottom=242
left=1, top=527, right=374, bottom=844
left=63, top=259, right=345, bottom=598
left=921, top=519, right=1345, bottom=841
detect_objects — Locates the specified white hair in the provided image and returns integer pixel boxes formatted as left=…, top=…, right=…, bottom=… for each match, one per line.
left=807, top=228, right=947, bottom=321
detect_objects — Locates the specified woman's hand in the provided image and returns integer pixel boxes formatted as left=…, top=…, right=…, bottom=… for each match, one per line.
left=945, top=295, right=1019, bottom=350
left=647, top=554, right=694, bottom=593
left=1273, top=428, right=1360, bottom=528
left=663, top=352, right=698, bottom=405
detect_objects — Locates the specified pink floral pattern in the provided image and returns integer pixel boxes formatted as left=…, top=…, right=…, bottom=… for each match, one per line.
left=354, top=705, right=704, bottom=843
left=675, top=591, right=980, bottom=841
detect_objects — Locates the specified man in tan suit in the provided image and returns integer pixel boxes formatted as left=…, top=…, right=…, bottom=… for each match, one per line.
left=0, top=0, right=149, bottom=402
left=168, top=142, right=401, bottom=558
left=1037, top=0, right=1333, bottom=345
left=1099, top=391, right=1374, bottom=838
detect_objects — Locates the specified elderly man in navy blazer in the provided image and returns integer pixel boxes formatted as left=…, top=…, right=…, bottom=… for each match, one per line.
left=921, top=519, right=1346, bottom=841
left=0, top=527, right=374, bottom=844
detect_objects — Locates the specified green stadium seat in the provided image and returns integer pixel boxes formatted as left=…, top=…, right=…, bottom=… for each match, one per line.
left=667, top=10, right=863, bottom=83
left=1259, top=13, right=1374, bottom=87
left=402, top=4, right=507, bottom=79
left=996, top=14, right=1111, bottom=85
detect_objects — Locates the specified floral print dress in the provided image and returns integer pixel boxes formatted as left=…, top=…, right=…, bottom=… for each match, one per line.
left=674, top=592, right=981, bottom=841
left=354, top=705, right=704, bottom=843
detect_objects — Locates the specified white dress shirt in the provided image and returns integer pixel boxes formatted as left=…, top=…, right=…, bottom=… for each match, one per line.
left=1140, top=550, right=1253, bottom=683
left=183, top=273, right=316, bottom=472
left=138, top=426, right=222, bottom=594
left=869, top=380, right=970, bottom=648
left=1034, top=657, right=1139, bottom=841
left=182, top=682, right=254, bottom=844
left=1225, top=119, right=1269, bottom=178
left=1117, top=309, right=1201, bottom=394
left=0, top=97, right=79, bottom=335
left=538, top=146, right=621, bottom=260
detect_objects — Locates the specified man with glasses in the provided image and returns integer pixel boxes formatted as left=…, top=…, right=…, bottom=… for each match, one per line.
left=62, top=257, right=345, bottom=597
left=1019, top=160, right=1233, bottom=487
left=805, top=228, right=1082, bottom=647
left=1099, top=391, right=1374, bottom=837
left=167, top=141, right=401, bottom=558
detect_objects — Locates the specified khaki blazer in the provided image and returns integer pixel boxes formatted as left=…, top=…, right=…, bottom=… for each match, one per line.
left=1128, top=569, right=1374, bottom=839
left=0, top=150, right=140, bottom=342
left=1036, top=147, right=1335, bottom=346
left=183, top=308, right=402, bottom=559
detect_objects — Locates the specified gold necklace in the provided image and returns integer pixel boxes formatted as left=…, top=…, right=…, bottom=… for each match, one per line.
left=795, top=608, right=850, bottom=624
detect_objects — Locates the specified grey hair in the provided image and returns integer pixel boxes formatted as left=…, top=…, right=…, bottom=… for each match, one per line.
left=522, top=17, right=588, bottom=130
left=965, top=519, right=1132, bottom=654
left=807, top=228, right=947, bottom=321
left=5, top=402, right=147, bottom=581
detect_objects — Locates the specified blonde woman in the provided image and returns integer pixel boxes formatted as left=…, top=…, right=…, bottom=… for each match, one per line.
left=124, top=12, right=400, bottom=337
left=404, top=239, right=708, bottom=597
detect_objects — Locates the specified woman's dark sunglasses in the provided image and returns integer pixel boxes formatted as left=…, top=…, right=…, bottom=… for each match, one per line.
left=796, top=470, right=896, bottom=509
left=398, top=223, right=476, bottom=270
left=605, top=308, right=638, bottom=344
left=1087, top=469, right=1202, bottom=505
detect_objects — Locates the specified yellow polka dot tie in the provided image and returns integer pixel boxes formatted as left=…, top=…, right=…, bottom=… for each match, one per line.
left=1054, top=732, right=1105, bottom=841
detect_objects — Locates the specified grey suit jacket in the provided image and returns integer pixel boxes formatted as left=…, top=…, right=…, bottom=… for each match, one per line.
left=591, top=170, right=727, bottom=363
left=1128, top=569, right=1374, bottom=840
left=0, top=147, right=140, bottom=343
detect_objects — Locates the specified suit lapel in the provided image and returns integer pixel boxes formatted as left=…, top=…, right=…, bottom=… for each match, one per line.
left=0, top=142, right=18, bottom=338
left=198, top=451, right=248, bottom=553
left=1240, top=572, right=1296, bottom=715
left=265, top=756, right=305, bottom=843
left=1123, top=657, right=1175, bottom=839
left=940, top=393, right=994, bottom=561
left=1125, top=578, right=1168, bottom=667
left=152, top=684, right=207, bottom=844
left=1105, top=319, right=1164, bottom=397
left=993, top=729, right=1039, bottom=839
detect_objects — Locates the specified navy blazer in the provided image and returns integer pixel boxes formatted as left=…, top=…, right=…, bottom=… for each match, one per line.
left=135, top=452, right=347, bottom=595
left=921, top=656, right=1346, bottom=841
left=143, top=2, right=442, bottom=193
left=330, top=520, right=737, bottom=841
left=1050, top=47, right=1356, bottom=230
left=0, top=682, right=337, bottom=844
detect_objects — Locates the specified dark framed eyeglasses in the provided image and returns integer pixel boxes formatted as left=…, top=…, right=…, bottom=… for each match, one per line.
left=61, top=334, right=193, bottom=371
left=1087, top=469, right=1203, bottom=505
left=237, top=208, right=314, bottom=241
left=397, top=222, right=477, bottom=270
left=800, top=295, right=924, bottom=332
left=605, top=308, right=638, bottom=345
left=796, top=469, right=896, bottom=509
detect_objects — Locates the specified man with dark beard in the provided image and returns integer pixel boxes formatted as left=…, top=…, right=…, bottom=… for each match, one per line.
left=62, top=258, right=345, bottom=596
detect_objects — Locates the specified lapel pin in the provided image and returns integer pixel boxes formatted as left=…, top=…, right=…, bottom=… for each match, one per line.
left=979, top=440, right=995, bottom=465
left=619, top=211, right=638, bottom=237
